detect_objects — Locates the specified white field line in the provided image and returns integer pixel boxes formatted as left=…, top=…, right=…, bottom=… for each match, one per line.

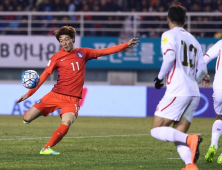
left=0, top=133, right=211, bottom=141
left=0, top=134, right=150, bottom=141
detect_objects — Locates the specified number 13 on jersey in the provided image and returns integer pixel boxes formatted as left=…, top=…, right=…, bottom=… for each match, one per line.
left=181, top=40, right=197, bottom=68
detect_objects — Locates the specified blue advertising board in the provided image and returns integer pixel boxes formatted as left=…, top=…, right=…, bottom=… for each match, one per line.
left=0, top=84, right=147, bottom=118
left=0, top=84, right=216, bottom=118
left=81, top=37, right=219, bottom=70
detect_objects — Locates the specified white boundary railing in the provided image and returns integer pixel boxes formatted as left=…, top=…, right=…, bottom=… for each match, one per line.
left=0, top=12, right=222, bottom=36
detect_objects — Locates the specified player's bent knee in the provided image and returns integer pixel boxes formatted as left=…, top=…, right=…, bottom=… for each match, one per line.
left=61, top=112, right=76, bottom=127
left=61, top=120, right=72, bottom=127
left=23, top=110, right=37, bottom=122
left=23, top=111, right=31, bottom=122
left=23, top=107, right=44, bottom=123
left=23, top=116, right=32, bottom=123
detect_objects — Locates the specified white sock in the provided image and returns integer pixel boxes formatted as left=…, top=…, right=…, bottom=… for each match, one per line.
left=150, top=127, right=188, bottom=143
left=175, top=142, right=192, bottom=165
left=211, top=120, right=222, bottom=149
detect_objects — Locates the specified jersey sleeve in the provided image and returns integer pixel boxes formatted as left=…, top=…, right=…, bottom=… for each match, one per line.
left=204, top=40, right=222, bottom=64
left=158, top=50, right=175, bottom=80
left=158, top=32, right=176, bottom=79
left=45, top=55, right=58, bottom=75
left=161, top=31, right=176, bottom=57
left=83, top=43, right=129, bottom=61
left=196, top=45, right=208, bottom=83
left=26, top=71, right=50, bottom=97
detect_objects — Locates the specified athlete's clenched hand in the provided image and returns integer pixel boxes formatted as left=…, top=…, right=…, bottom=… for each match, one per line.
left=128, top=38, right=139, bottom=48
left=154, top=77, right=164, bottom=89
left=16, top=94, right=29, bottom=103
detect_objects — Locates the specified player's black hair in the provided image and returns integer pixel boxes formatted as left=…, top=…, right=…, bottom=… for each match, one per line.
left=54, top=26, right=76, bottom=42
left=168, top=5, right=187, bottom=26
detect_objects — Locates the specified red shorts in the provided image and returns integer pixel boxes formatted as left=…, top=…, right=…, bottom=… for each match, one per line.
left=33, top=91, right=80, bottom=118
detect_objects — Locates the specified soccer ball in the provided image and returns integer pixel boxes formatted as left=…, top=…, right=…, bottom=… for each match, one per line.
left=21, top=70, right=40, bottom=89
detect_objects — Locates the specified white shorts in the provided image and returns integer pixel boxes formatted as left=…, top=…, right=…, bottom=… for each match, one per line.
left=154, top=96, right=200, bottom=122
left=213, top=89, right=222, bottom=115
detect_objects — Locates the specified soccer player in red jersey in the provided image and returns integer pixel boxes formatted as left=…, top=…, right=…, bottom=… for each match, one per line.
left=16, top=26, right=139, bottom=155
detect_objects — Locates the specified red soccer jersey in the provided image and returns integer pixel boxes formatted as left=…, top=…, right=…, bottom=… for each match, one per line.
left=45, top=48, right=97, bottom=98
left=42, top=43, right=128, bottom=98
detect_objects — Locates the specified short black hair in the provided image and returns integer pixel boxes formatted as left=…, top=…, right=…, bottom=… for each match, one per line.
left=168, top=5, right=186, bottom=26
left=54, top=26, right=76, bottom=42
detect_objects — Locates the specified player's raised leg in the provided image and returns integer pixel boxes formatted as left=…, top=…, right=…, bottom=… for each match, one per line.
left=205, top=117, right=222, bottom=163
left=151, top=115, right=202, bottom=166
left=174, top=97, right=202, bottom=170
left=23, top=106, right=44, bottom=124
left=151, top=97, right=202, bottom=170
left=205, top=90, right=222, bottom=163
left=173, top=118, right=193, bottom=168
left=40, top=112, right=76, bottom=155
left=151, top=115, right=191, bottom=146
left=173, top=119, right=201, bottom=170
left=205, top=119, right=221, bottom=162
left=175, top=97, right=202, bottom=165
left=151, top=116, right=187, bottom=143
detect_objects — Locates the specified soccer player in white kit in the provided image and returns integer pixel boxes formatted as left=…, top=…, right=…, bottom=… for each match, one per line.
left=204, top=40, right=222, bottom=164
left=150, top=5, right=209, bottom=170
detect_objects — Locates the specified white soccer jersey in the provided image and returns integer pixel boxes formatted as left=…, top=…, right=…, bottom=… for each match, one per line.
left=204, top=40, right=222, bottom=90
left=159, top=27, right=207, bottom=96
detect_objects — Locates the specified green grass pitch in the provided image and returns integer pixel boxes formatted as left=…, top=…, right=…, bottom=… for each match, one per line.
left=0, top=115, right=221, bottom=170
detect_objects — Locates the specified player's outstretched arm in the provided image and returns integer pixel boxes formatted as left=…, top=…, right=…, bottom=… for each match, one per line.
left=91, top=38, right=139, bottom=57
left=128, top=38, right=139, bottom=48
left=16, top=71, right=50, bottom=103
left=16, top=94, right=29, bottom=103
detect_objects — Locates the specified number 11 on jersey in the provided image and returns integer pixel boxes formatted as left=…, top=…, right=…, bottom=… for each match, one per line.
left=71, top=62, right=80, bottom=71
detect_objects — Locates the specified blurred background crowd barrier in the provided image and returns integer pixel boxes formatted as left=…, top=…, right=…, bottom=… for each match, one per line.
left=1, top=0, right=222, bottom=38
left=1, top=11, right=222, bottom=38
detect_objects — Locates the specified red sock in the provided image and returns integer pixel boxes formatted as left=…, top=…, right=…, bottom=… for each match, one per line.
left=44, top=124, right=69, bottom=149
